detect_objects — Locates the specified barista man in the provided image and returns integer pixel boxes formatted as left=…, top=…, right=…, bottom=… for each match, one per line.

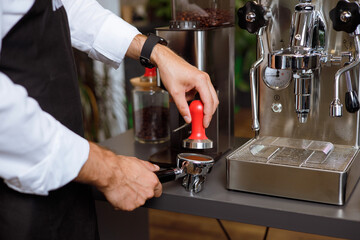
left=0, top=0, right=218, bottom=239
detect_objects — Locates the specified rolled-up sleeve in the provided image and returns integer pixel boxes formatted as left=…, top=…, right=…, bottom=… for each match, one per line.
left=62, top=0, right=141, bottom=68
left=0, top=72, right=90, bottom=195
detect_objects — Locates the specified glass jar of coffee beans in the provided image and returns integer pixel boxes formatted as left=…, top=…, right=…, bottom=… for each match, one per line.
left=131, top=67, right=170, bottom=143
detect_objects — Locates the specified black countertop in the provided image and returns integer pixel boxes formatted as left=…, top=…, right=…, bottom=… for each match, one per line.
left=98, top=130, right=360, bottom=239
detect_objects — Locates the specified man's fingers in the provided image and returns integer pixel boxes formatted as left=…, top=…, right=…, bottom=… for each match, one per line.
left=154, top=182, right=163, bottom=198
left=185, top=89, right=197, bottom=101
left=209, top=80, right=219, bottom=112
left=197, top=83, right=215, bottom=128
left=207, top=81, right=219, bottom=126
left=141, top=160, right=160, bottom=172
left=172, top=92, right=192, bottom=123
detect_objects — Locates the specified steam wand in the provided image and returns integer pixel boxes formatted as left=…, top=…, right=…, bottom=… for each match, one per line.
left=237, top=1, right=269, bottom=137
left=330, top=33, right=360, bottom=116
left=329, top=0, right=360, bottom=116
left=250, top=27, right=265, bottom=137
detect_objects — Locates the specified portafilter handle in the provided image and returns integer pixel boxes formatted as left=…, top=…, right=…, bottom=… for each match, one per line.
left=155, top=168, right=184, bottom=183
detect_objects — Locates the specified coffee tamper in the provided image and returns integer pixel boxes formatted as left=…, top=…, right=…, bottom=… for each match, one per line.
left=182, top=100, right=213, bottom=149
left=155, top=153, right=214, bottom=193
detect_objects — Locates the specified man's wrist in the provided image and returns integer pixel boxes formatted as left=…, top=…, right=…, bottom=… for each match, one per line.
left=75, top=142, right=113, bottom=190
left=139, top=33, right=167, bottom=68
left=126, top=34, right=174, bottom=71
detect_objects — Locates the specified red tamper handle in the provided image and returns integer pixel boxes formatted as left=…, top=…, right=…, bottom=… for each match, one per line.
left=188, top=100, right=208, bottom=140
left=182, top=100, right=213, bottom=149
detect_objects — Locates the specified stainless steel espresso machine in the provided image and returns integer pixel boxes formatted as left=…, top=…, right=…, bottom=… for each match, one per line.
left=151, top=0, right=235, bottom=166
left=227, top=0, right=360, bottom=205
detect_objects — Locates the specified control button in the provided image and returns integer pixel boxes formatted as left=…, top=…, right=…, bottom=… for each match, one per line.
left=271, top=103, right=283, bottom=113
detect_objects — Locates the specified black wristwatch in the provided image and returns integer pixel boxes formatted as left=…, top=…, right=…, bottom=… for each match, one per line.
left=140, top=33, right=168, bottom=68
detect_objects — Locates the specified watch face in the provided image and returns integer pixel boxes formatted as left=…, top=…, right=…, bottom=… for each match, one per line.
left=158, top=37, right=168, bottom=46
left=140, top=56, right=155, bottom=69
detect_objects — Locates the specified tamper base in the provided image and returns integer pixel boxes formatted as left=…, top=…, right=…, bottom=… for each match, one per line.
left=182, top=138, right=213, bottom=149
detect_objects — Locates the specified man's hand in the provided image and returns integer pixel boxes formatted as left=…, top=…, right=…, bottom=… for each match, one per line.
left=75, top=142, right=162, bottom=211
left=151, top=45, right=219, bottom=128
left=126, top=34, right=219, bottom=128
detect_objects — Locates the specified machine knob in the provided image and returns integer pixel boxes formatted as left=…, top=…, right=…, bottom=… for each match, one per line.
left=329, top=0, right=360, bottom=33
left=345, top=90, right=360, bottom=113
left=237, top=1, right=267, bottom=34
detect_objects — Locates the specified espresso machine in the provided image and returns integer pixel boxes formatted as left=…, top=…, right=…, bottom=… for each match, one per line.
left=227, top=0, right=360, bottom=205
left=151, top=0, right=235, bottom=166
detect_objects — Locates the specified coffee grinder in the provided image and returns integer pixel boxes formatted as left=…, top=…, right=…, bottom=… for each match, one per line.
left=227, top=0, right=360, bottom=205
left=151, top=0, right=235, bottom=166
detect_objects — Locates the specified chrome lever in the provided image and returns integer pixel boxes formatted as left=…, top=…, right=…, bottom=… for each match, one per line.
left=172, top=123, right=190, bottom=133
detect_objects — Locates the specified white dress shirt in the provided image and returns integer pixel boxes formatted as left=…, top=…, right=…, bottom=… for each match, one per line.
left=0, top=0, right=140, bottom=195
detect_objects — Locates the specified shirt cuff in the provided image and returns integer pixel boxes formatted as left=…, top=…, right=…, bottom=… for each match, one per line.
left=89, top=15, right=141, bottom=69
left=4, top=126, right=90, bottom=195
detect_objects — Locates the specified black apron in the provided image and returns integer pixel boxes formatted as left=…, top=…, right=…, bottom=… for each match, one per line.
left=0, top=0, right=98, bottom=239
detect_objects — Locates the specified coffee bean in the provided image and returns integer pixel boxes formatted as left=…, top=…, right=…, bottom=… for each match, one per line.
left=134, top=106, right=169, bottom=141
left=176, top=8, right=232, bottom=28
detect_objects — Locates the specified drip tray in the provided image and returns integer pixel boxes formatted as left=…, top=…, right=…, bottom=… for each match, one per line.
left=226, top=136, right=360, bottom=205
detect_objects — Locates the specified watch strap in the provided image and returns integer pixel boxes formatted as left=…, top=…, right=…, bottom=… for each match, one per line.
left=140, top=33, right=167, bottom=68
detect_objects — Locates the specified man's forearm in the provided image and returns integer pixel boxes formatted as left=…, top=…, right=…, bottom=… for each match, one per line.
left=125, top=34, right=179, bottom=68
left=125, top=34, right=146, bottom=60
left=74, top=142, right=113, bottom=190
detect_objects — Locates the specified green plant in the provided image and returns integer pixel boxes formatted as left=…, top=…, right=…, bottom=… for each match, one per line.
left=147, top=0, right=172, bottom=21
left=75, top=49, right=127, bottom=142
left=235, top=0, right=256, bottom=93
left=74, top=49, right=100, bottom=142
left=79, top=81, right=100, bottom=141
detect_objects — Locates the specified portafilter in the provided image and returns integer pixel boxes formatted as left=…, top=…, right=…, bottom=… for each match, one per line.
left=155, top=153, right=214, bottom=193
